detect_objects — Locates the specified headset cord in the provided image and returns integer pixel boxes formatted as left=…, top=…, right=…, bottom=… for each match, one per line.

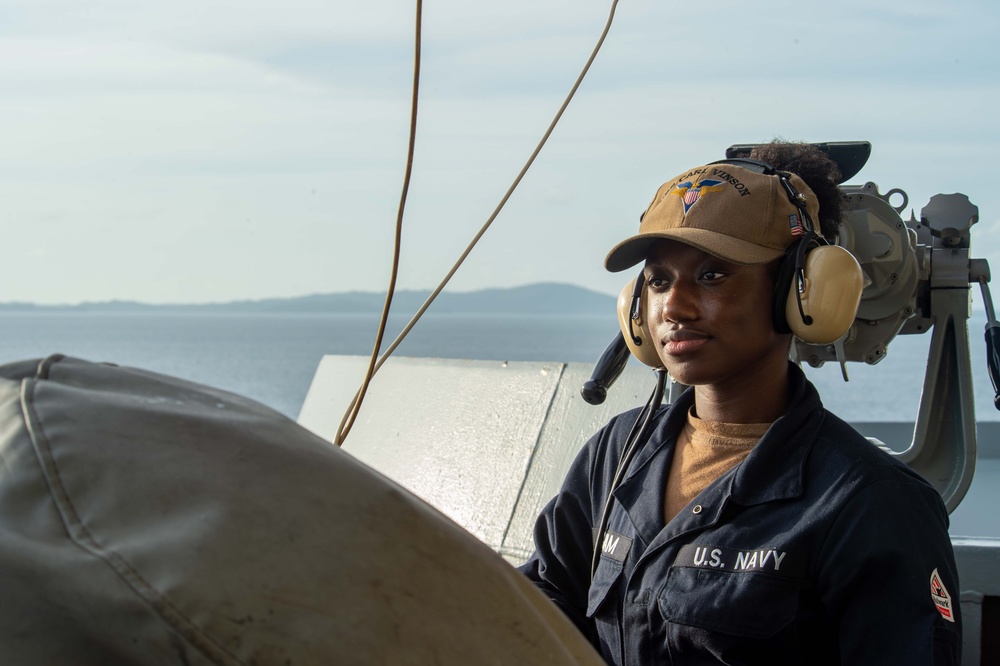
left=791, top=234, right=816, bottom=327
left=590, top=368, right=667, bottom=580
left=335, top=0, right=622, bottom=446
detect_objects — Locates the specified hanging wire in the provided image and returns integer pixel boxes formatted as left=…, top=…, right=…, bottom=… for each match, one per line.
left=335, top=0, right=621, bottom=446
left=334, top=0, right=421, bottom=446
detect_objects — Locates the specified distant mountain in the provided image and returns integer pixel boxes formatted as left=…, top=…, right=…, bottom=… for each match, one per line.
left=0, top=283, right=617, bottom=316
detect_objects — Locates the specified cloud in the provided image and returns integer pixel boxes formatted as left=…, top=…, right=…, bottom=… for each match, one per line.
left=0, top=0, right=997, bottom=304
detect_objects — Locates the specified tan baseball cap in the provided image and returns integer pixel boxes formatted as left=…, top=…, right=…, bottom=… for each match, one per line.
left=604, top=162, right=821, bottom=272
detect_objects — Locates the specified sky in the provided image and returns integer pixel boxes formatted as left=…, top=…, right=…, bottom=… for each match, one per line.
left=1, top=0, right=998, bottom=305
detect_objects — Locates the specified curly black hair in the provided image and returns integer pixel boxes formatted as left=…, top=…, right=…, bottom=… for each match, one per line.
left=748, top=140, right=846, bottom=241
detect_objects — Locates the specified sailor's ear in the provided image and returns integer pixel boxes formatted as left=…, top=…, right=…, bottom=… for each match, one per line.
left=617, top=276, right=663, bottom=368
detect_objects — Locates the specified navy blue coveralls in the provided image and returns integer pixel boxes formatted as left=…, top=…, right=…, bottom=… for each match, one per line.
left=519, top=364, right=962, bottom=665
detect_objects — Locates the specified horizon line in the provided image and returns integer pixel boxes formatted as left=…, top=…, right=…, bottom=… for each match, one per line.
left=0, top=281, right=619, bottom=309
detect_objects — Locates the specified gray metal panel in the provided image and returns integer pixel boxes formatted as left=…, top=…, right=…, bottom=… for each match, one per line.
left=298, top=355, right=658, bottom=560
left=300, top=356, right=559, bottom=548
left=500, top=363, right=659, bottom=563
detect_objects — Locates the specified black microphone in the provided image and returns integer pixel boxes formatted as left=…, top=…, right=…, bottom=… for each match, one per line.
left=581, top=332, right=631, bottom=405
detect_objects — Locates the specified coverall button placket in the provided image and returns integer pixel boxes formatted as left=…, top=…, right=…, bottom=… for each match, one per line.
left=621, top=485, right=732, bottom=661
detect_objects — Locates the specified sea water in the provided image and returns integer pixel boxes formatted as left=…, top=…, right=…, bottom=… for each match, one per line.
left=2, top=310, right=997, bottom=537
left=0, top=311, right=619, bottom=418
left=1, top=310, right=997, bottom=423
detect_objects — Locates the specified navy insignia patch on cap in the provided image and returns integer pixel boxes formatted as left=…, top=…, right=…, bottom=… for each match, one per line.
left=671, top=179, right=725, bottom=214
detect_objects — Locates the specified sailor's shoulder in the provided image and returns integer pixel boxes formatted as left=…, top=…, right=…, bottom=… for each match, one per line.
left=811, top=409, right=937, bottom=493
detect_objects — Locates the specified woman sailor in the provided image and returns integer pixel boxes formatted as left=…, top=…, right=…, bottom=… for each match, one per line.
left=518, top=142, right=962, bottom=664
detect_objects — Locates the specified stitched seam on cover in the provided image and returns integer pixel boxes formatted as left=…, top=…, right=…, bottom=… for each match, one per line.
left=19, top=376, right=246, bottom=666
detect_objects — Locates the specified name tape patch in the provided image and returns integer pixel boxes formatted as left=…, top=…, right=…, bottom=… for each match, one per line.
left=593, top=529, right=632, bottom=563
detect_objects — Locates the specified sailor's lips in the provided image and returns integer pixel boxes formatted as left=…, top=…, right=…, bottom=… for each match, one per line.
left=661, top=330, right=710, bottom=355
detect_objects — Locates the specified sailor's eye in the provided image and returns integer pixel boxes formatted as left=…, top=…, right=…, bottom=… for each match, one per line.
left=647, top=277, right=666, bottom=289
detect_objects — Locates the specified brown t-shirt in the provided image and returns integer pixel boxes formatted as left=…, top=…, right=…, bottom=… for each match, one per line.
left=663, top=409, right=771, bottom=524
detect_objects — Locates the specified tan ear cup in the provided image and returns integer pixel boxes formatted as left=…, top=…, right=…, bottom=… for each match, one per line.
left=785, top=245, right=864, bottom=344
left=617, top=279, right=664, bottom=368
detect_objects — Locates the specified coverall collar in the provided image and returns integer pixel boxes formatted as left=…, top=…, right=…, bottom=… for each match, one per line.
left=612, top=362, right=825, bottom=545
left=729, top=362, right=825, bottom=506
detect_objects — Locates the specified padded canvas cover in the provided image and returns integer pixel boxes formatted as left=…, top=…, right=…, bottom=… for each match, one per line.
left=0, top=355, right=601, bottom=665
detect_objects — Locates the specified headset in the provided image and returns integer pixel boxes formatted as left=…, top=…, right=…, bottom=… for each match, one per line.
left=616, top=158, right=865, bottom=369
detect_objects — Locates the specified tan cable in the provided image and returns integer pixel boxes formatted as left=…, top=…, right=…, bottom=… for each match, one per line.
left=334, top=0, right=421, bottom=446
left=336, top=0, right=621, bottom=446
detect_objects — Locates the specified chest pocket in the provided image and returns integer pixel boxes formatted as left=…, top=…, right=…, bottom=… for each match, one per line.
left=658, top=566, right=800, bottom=639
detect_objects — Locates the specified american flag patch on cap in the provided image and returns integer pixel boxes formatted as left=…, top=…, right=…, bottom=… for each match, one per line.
left=789, top=214, right=804, bottom=237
